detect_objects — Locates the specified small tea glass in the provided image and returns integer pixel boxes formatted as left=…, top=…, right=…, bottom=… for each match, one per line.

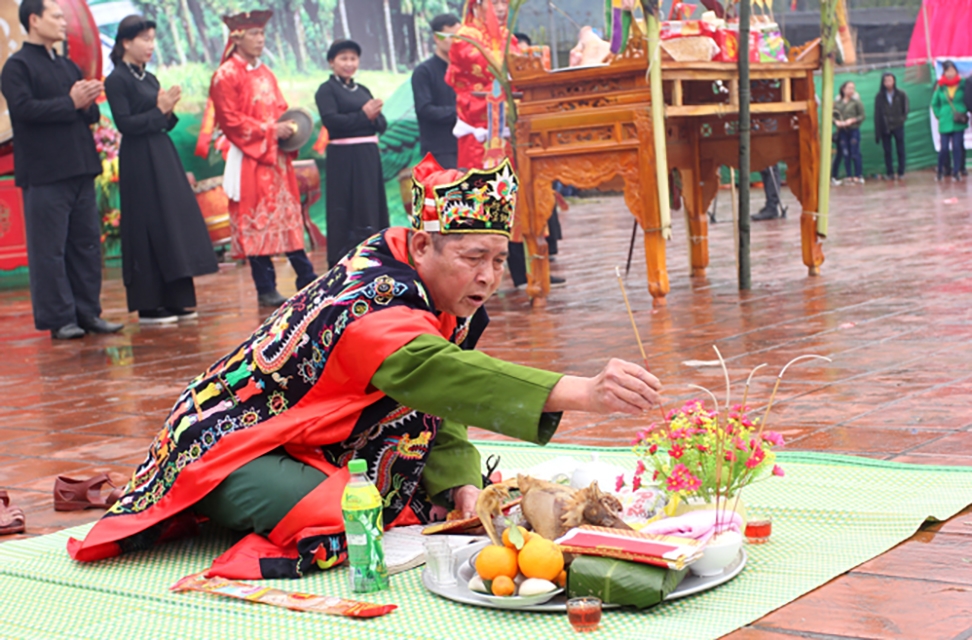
left=423, top=538, right=456, bottom=586
left=744, top=518, right=773, bottom=544
left=566, top=596, right=602, bottom=633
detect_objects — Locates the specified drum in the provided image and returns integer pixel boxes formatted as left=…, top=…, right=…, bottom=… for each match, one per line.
left=192, top=177, right=232, bottom=248
left=61, top=0, right=102, bottom=80
left=398, top=167, right=414, bottom=216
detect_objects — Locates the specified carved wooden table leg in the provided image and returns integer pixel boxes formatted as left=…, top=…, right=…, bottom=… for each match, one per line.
left=795, top=111, right=825, bottom=275
left=525, top=168, right=555, bottom=301
left=631, top=143, right=669, bottom=306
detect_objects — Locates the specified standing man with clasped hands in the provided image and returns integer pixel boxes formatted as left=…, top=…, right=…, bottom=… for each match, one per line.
left=0, top=0, right=124, bottom=339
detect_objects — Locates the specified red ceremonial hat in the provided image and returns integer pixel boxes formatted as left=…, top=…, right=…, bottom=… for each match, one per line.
left=409, top=153, right=517, bottom=238
left=222, top=10, right=273, bottom=34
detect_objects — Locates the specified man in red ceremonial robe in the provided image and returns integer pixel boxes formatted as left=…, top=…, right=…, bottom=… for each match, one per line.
left=208, top=11, right=317, bottom=308
left=446, top=0, right=518, bottom=170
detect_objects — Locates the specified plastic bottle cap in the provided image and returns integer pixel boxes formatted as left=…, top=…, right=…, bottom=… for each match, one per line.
left=348, top=459, right=367, bottom=474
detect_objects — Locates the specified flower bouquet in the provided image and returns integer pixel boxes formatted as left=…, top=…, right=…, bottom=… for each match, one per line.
left=93, top=117, right=122, bottom=255
left=629, top=399, right=785, bottom=510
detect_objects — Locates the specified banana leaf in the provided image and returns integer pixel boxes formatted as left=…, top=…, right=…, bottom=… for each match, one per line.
left=567, top=555, right=688, bottom=609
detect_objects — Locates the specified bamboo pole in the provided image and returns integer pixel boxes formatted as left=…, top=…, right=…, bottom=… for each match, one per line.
left=737, top=0, right=751, bottom=290
left=645, top=10, right=672, bottom=240
left=817, top=0, right=838, bottom=238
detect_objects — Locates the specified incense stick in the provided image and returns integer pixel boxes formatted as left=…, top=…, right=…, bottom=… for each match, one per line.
left=615, top=266, right=666, bottom=421
left=615, top=266, right=649, bottom=367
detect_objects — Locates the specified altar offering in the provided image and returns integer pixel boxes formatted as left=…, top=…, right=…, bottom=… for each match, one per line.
left=568, top=555, right=688, bottom=609
left=566, top=596, right=602, bottom=632
left=744, top=518, right=772, bottom=543
left=171, top=573, right=397, bottom=618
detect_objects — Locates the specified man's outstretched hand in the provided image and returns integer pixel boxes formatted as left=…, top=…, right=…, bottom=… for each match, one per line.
left=544, top=358, right=662, bottom=415
left=452, top=484, right=480, bottom=519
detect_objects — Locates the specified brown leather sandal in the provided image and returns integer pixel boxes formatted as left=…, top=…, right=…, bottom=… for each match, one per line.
left=0, top=490, right=26, bottom=535
left=53, top=474, right=124, bottom=512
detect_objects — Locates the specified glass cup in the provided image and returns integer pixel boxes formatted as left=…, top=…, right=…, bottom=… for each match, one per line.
left=744, top=518, right=772, bottom=544
left=566, top=596, right=602, bottom=632
left=424, top=538, right=456, bottom=586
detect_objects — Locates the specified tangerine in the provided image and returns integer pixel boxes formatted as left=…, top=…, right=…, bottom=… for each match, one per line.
left=555, top=569, right=568, bottom=588
left=517, top=538, right=565, bottom=581
left=491, top=574, right=516, bottom=597
left=502, top=525, right=530, bottom=549
left=475, top=544, right=519, bottom=581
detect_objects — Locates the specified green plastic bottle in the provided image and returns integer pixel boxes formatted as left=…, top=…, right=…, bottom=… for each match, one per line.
left=341, top=459, right=389, bottom=593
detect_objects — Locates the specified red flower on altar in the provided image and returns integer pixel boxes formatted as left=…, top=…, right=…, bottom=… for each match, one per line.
left=666, top=464, right=701, bottom=493
left=669, top=443, right=685, bottom=459
left=746, top=446, right=766, bottom=469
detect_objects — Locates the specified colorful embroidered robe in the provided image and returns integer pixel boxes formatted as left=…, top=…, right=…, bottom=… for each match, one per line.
left=68, top=228, right=512, bottom=578
left=210, top=54, right=304, bottom=258
left=446, top=22, right=519, bottom=169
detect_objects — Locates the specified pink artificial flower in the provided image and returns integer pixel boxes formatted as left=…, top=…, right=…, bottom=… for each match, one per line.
left=635, top=459, right=646, bottom=476
left=666, top=463, right=702, bottom=492
left=725, top=450, right=737, bottom=462
left=670, top=428, right=687, bottom=440
left=734, top=437, right=747, bottom=451
left=653, top=469, right=660, bottom=481
left=632, top=475, right=642, bottom=490
left=615, top=474, right=625, bottom=492
left=669, top=444, right=685, bottom=459
left=746, top=447, right=766, bottom=469
left=762, top=431, right=785, bottom=447
left=648, top=443, right=658, bottom=455
left=697, top=444, right=709, bottom=453
left=772, top=464, right=785, bottom=477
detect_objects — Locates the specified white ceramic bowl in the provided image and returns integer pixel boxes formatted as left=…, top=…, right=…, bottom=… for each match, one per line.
left=690, top=530, right=743, bottom=577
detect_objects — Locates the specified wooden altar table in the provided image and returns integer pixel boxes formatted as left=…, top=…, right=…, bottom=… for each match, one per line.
left=511, top=32, right=824, bottom=305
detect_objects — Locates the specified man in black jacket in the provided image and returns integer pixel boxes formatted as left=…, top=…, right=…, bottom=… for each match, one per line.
left=411, top=14, right=460, bottom=169
left=874, top=72, right=910, bottom=180
left=0, top=0, right=123, bottom=340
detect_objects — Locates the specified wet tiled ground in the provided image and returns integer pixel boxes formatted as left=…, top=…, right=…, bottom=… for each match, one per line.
left=2, top=170, right=972, bottom=638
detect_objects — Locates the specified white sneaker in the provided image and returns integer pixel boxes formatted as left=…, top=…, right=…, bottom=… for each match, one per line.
left=831, top=178, right=842, bottom=186
left=138, top=309, right=178, bottom=325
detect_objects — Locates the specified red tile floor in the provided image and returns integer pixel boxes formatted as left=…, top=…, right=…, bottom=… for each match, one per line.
left=2, top=170, right=972, bottom=637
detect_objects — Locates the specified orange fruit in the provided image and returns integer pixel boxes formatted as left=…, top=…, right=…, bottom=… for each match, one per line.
left=502, top=525, right=529, bottom=549
left=517, top=538, right=565, bottom=581
left=491, top=574, right=516, bottom=597
left=475, top=544, right=519, bottom=581
left=555, top=570, right=567, bottom=588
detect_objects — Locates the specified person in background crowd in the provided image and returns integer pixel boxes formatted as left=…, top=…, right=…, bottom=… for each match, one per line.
left=931, top=61, right=968, bottom=182
left=874, top=72, right=909, bottom=181
left=207, top=10, right=318, bottom=308
left=316, top=40, right=389, bottom=269
left=105, top=15, right=218, bottom=325
left=412, top=14, right=460, bottom=169
left=751, top=164, right=785, bottom=221
left=0, top=0, right=123, bottom=339
left=958, top=67, right=972, bottom=179
left=831, top=81, right=866, bottom=185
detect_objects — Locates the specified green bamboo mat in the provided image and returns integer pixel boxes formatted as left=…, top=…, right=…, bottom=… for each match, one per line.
left=2, top=444, right=971, bottom=640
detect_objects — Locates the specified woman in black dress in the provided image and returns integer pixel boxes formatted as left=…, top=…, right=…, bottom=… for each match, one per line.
left=104, top=16, right=217, bottom=324
left=315, top=40, right=389, bottom=268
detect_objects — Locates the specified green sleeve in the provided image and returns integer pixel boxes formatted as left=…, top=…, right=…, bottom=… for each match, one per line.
left=373, top=333, right=565, bottom=503
left=421, top=417, right=483, bottom=503
left=372, top=333, right=564, bottom=443
left=855, top=99, right=866, bottom=124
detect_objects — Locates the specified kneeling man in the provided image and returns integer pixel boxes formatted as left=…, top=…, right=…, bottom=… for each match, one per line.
left=68, top=155, right=662, bottom=579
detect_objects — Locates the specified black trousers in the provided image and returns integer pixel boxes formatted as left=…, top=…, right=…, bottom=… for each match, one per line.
left=248, top=250, right=318, bottom=295
left=760, top=165, right=782, bottom=211
left=881, top=127, right=906, bottom=177
left=508, top=207, right=563, bottom=287
left=22, top=177, right=103, bottom=330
